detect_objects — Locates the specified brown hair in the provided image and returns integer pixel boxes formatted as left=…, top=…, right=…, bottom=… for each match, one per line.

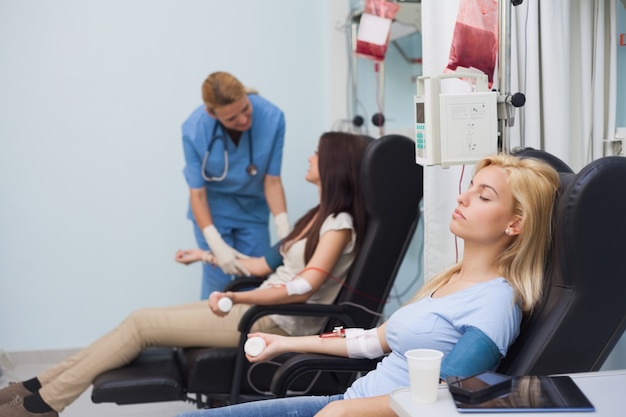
left=285, top=132, right=369, bottom=264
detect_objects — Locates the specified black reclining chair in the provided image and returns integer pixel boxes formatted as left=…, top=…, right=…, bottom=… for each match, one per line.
left=269, top=151, right=626, bottom=396
left=497, top=154, right=626, bottom=375
left=91, top=134, right=424, bottom=407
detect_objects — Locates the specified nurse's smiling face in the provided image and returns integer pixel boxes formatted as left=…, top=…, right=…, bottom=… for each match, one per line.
left=208, top=95, right=253, bottom=132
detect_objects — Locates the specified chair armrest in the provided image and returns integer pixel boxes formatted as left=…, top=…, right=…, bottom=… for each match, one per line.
left=270, top=353, right=380, bottom=396
left=229, top=303, right=359, bottom=404
left=237, top=303, right=357, bottom=333
left=224, top=277, right=265, bottom=292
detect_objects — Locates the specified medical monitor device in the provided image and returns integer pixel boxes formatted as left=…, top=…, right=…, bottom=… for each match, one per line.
left=414, top=71, right=498, bottom=168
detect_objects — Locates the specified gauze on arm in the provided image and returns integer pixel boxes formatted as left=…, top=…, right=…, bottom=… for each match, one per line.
left=285, top=276, right=313, bottom=295
left=346, top=328, right=384, bottom=359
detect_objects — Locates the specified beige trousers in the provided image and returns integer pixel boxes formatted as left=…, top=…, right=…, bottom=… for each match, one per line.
left=36, top=300, right=286, bottom=412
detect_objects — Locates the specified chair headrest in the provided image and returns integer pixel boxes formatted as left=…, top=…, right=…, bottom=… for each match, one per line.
left=360, top=134, right=423, bottom=219
left=513, top=147, right=574, bottom=173
left=498, top=155, right=626, bottom=375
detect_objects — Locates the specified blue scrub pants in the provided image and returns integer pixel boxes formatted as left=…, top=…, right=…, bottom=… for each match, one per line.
left=175, top=394, right=344, bottom=417
left=193, top=220, right=270, bottom=299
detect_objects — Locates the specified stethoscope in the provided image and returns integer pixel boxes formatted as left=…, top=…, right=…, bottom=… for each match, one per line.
left=201, top=122, right=258, bottom=182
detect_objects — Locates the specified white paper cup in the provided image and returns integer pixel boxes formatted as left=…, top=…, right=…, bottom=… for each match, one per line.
left=405, top=349, right=444, bottom=403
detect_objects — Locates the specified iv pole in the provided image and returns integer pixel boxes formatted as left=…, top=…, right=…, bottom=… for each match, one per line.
left=498, top=0, right=526, bottom=154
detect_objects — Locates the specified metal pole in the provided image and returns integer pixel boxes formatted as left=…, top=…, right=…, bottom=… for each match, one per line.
left=350, top=18, right=359, bottom=123
left=379, top=60, right=385, bottom=136
left=498, top=0, right=512, bottom=154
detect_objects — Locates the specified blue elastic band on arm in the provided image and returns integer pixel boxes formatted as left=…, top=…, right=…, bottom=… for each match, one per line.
left=440, top=326, right=502, bottom=380
left=263, top=240, right=284, bottom=271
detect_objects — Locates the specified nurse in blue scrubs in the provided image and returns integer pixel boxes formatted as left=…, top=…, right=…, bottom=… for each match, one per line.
left=179, top=72, right=290, bottom=298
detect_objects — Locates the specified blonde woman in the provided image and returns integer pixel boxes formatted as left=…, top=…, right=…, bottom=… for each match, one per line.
left=174, top=153, right=560, bottom=417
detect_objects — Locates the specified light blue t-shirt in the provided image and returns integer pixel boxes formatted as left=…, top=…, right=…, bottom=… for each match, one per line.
left=181, top=94, right=285, bottom=225
left=344, top=277, right=522, bottom=399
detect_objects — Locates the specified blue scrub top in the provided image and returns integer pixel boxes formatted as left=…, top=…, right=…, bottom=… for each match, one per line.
left=181, top=94, right=285, bottom=226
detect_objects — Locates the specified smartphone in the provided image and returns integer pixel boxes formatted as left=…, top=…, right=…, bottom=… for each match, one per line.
left=446, top=371, right=513, bottom=403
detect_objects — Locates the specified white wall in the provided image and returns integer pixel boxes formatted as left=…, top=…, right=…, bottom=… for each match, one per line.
left=0, top=0, right=351, bottom=351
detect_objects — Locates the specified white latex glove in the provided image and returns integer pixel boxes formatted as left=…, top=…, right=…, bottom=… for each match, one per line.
left=202, top=225, right=250, bottom=276
left=274, top=212, right=290, bottom=240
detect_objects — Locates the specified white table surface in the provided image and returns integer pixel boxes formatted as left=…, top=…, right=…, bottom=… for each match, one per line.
left=389, top=370, right=626, bottom=416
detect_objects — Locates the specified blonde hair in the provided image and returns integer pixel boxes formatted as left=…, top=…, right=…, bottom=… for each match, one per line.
left=411, top=154, right=560, bottom=313
left=201, top=72, right=258, bottom=113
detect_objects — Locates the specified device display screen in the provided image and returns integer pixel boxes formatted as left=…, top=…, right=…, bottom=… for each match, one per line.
left=415, top=102, right=425, bottom=123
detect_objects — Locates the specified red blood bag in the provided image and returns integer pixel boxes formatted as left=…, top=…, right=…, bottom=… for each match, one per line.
left=446, top=0, right=499, bottom=87
left=355, top=0, right=400, bottom=61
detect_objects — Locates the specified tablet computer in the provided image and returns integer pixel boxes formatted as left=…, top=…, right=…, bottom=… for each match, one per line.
left=450, top=375, right=595, bottom=413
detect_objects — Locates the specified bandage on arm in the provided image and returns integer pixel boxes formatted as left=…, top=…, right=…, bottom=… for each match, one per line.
left=346, top=328, right=384, bottom=359
left=285, top=275, right=313, bottom=296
